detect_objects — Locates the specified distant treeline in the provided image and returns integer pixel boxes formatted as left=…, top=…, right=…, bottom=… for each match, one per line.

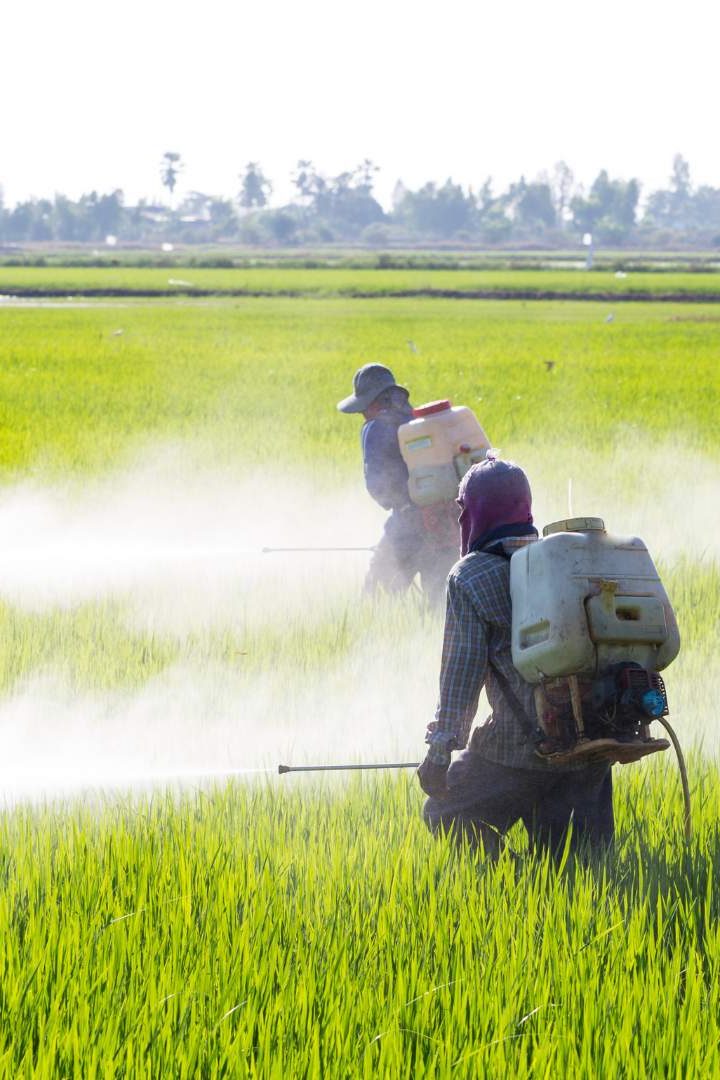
left=1, top=155, right=719, bottom=249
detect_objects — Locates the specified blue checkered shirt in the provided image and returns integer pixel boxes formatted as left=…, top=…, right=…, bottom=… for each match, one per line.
left=427, top=535, right=565, bottom=771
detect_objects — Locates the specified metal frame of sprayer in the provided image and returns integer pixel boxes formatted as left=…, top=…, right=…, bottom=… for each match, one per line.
left=529, top=673, right=691, bottom=840
left=532, top=665, right=671, bottom=765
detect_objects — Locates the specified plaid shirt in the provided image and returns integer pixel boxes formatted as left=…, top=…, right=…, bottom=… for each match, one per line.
left=427, top=535, right=568, bottom=771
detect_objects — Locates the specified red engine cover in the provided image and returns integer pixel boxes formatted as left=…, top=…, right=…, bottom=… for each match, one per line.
left=412, top=399, right=452, bottom=418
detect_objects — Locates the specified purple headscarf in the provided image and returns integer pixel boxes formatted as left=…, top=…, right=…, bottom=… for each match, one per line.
left=458, top=456, right=534, bottom=556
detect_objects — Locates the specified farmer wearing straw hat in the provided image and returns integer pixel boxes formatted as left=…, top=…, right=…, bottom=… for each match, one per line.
left=337, top=363, right=458, bottom=604
left=418, top=457, right=615, bottom=857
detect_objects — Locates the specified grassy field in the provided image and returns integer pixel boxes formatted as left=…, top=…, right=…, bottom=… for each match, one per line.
left=0, top=285, right=718, bottom=1075
left=4, top=766, right=720, bottom=1078
left=0, top=297, right=718, bottom=478
left=1, top=265, right=720, bottom=299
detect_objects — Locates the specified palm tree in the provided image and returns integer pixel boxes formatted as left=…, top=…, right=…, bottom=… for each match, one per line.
left=160, top=152, right=184, bottom=202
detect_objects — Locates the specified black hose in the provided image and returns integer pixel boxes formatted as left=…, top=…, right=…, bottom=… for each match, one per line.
left=656, top=716, right=692, bottom=841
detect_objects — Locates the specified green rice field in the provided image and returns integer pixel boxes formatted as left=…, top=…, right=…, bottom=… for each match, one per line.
left=0, top=275, right=718, bottom=1075
left=0, top=296, right=717, bottom=477
left=1, top=264, right=720, bottom=299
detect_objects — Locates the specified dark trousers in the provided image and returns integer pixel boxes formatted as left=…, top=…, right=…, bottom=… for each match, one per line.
left=365, top=508, right=457, bottom=607
left=424, top=749, right=614, bottom=858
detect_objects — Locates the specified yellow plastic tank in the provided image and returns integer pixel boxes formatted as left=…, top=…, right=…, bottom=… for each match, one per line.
left=510, top=517, right=680, bottom=683
left=398, top=400, right=491, bottom=507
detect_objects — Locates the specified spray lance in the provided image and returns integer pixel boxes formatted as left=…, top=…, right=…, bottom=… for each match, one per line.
left=278, top=761, right=419, bottom=774
left=262, top=546, right=375, bottom=554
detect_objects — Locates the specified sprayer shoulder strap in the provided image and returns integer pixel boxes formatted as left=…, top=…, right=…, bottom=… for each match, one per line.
left=480, top=548, right=538, bottom=741
left=488, top=663, right=538, bottom=741
left=468, top=546, right=538, bottom=740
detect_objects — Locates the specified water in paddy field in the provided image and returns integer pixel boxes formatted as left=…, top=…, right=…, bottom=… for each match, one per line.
left=0, top=440, right=715, bottom=804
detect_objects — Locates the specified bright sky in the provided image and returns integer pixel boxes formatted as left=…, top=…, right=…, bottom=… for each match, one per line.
left=1, top=0, right=717, bottom=209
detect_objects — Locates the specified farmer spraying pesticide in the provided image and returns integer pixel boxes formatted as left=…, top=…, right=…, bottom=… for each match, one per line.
left=419, top=456, right=686, bottom=855
left=337, top=363, right=489, bottom=604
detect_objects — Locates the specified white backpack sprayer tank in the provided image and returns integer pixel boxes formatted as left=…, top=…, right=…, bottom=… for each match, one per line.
left=510, top=517, right=682, bottom=771
left=397, top=400, right=490, bottom=506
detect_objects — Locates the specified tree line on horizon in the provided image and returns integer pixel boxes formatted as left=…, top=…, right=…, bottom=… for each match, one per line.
left=0, top=154, right=718, bottom=249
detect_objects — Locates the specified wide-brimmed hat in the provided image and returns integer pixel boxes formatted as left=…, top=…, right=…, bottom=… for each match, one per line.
left=336, top=364, right=404, bottom=414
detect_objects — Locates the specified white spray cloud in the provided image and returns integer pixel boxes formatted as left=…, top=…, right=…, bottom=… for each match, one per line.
left=0, top=447, right=381, bottom=632
left=0, top=438, right=715, bottom=804
left=0, top=437, right=715, bottom=620
left=0, top=625, right=444, bottom=805
left=518, top=436, right=720, bottom=561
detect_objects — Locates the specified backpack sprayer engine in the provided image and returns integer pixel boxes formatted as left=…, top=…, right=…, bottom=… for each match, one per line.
left=510, top=516, right=690, bottom=836
left=531, top=664, right=671, bottom=762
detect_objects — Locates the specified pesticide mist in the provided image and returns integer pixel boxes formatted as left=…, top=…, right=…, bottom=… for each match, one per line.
left=0, top=439, right=715, bottom=803
left=0, top=448, right=440, bottom=802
